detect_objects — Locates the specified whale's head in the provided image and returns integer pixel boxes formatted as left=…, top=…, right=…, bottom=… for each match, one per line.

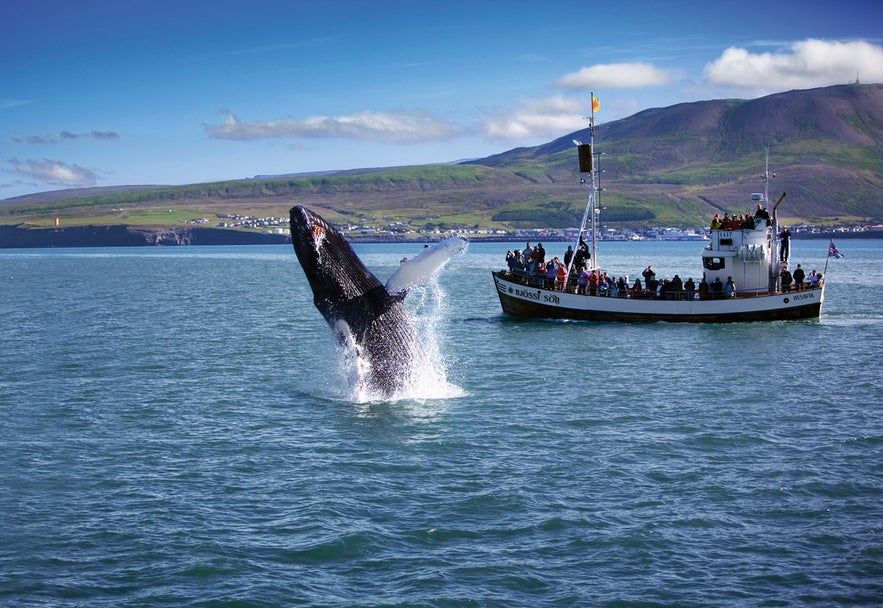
left=289, top=205, right=335, bottom=285
left=289, top=205, right=384, bottom=321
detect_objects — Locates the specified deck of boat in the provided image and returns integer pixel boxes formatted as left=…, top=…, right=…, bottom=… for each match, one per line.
left=492, top=270, right=825, bottom=322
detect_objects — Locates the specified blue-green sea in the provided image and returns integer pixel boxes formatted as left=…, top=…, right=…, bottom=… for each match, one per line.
left=2, top=238, right=881, bottom=607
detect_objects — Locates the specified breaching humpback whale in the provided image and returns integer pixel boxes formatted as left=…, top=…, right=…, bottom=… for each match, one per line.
left=289, top=205, right=467, bottom=398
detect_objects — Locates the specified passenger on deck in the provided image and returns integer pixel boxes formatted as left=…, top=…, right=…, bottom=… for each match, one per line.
left=577, top=267, right=589, bottom=294
left=574, top=237, right=590, bottom=270
left=684, top=277, right=696, bottom=300
left=671, top=274, right=684, bottom=300
left=555, top=260, right=567, bottom=291
left=642, top=265, right=656, bottom=286
left=600, top=273, right=614, bottom=297
left=524, top=243, right=536, bottom=274
left=509, top=250, right=524, bottom=274
left=598, top=272, right=609, bottom=296
left=698, top=276, right=709, bottom=300
left=710, top=277, right=723, bottom=299
left=646, top=277, right=659, bottom=296
left=526, top=257, right=538, bottom=280
left=793, top=264, right=805, bottom=291
left=617, top=276, right=629, bottom=297
left=755, top=203, right=771, bottom=225
left=779, top=226, right=791, bottom=261
left=606, top=273, right=617, bottom=297
left=710, top=214, right=722, bottom=231
left=632, top=277, right=643, bottom=298
left=780, top=266, right=793, bottom=292
left=807, top=270, right=821, bottom=288
left=534, top=242, right=546, bottom=265
left=743, top=214, right=756, bottom=230
left=724, top=277, right=736, bottom=298
left=564, top=245, right=574, bottom=268
left=546, top=258, right=558, bottom=288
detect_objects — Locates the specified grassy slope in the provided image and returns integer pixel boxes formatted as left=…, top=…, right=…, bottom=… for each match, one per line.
left=3, top=85, right=881, bottom=232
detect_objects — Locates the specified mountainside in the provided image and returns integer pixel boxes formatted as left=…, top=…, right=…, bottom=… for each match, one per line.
left=472, top=84, right=883, bottom=225
left=3, top=84, right=882, bottom=234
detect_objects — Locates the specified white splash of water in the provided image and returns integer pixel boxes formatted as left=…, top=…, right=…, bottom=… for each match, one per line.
left=394, top=280, right=466, bottom=401
left=324, top=319, right=373, bottom=402
left=320, top=268, right=466, bottom=404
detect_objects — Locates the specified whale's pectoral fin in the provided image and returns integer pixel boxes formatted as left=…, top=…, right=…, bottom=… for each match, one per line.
left=385, top=236, right=468, bottom=296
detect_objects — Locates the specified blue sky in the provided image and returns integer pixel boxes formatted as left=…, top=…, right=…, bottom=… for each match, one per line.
left=2, top=0, right=881, bottom=200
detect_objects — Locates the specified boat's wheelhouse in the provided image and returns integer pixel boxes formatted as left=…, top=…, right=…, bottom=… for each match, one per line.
left=701, top=219, right=774, bottom=294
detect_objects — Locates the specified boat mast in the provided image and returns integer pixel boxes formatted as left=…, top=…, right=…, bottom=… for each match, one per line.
left=588, top=93, right=598, bottom=266
left=763, top=147, right=787, bottom=292
left=763, top=147, right=769, bottom=214
left=764, top=148, right=774, bottom=289
left=569, top=92, right=599, bottom=282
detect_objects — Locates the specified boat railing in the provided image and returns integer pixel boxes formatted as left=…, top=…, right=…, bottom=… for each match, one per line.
left=711, top=217, right=772, bottom=232
left=497, top=270, right=824, bottom=300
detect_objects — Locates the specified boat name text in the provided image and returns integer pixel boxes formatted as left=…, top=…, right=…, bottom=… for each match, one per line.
left=514, top=288, right=541, bottom=300
left=514, top=288, right=561, bottom=304
left=792, top=292, right=815, bottom=301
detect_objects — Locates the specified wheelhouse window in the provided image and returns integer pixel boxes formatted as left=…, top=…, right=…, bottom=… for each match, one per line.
left=703, top=257, right=726, bottom=270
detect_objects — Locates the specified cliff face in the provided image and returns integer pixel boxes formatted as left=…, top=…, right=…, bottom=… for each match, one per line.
left=0, top=225, right=291, bottom=248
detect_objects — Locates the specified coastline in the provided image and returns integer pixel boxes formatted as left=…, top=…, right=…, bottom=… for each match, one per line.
left=0, top=223, right=877, bottom=249
left=0, top=225, right=291, bottom=248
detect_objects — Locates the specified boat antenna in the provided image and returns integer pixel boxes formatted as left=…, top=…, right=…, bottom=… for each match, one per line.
left=763, top=147, right=770, bottom=206
left=567, top=92, right=599, bottom=285
left=764, top=147, right=787, bottom=291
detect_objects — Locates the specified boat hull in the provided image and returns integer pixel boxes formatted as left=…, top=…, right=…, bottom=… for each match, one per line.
left=492, top=272, right=823, bottom=323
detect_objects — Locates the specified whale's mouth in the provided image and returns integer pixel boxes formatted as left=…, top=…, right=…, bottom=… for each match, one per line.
left=310, top=223, right=326, bottom=255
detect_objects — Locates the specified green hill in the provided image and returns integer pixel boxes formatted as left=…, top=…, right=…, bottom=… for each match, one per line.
left=3, top=84, right=882, bottom=237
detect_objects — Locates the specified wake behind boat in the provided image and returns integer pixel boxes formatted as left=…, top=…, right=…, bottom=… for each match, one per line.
left=492, top=95, right=832, bottom=323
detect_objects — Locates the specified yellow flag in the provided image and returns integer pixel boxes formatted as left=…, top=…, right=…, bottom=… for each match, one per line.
left=592, top=97, right=600, bottom=112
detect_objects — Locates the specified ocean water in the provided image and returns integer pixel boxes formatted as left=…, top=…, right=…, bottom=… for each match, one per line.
left=1, top=238, right=881, bottom=607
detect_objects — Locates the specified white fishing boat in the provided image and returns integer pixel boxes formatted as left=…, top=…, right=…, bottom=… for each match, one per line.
left=492, top=96, right=829, bottom=323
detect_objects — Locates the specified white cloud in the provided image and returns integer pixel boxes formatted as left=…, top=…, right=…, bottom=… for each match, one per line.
left=206, top=108, right=463, bottom=143
left=704, top=39, right=883, bottom=90
left=8, top=158, right=98, bottom=187
left=12, top=130, right=120, bottom=144
left=0, top=99, right=30, bottom=110
left=555, top=63, right=674, bottom=89
left=483, top=96, right=587, bottom=140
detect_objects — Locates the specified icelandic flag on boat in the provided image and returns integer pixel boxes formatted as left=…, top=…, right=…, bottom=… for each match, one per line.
left=828, top=239, right=844, bottom=258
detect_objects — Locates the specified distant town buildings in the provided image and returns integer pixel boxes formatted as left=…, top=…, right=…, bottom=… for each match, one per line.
left=197, top=212, right=880, bottom=241
left=213, top=214, right=290, bottom=234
